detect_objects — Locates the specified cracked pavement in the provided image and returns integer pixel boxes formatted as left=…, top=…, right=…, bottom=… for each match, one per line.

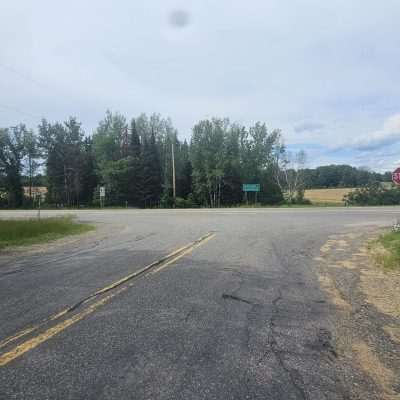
left=0, top=208, right=399, bottom=399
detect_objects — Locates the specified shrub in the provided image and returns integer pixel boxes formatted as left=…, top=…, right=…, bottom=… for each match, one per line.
left=175, top=197, right=196, bottom=208
left=344, top=183, right=400, bottom=205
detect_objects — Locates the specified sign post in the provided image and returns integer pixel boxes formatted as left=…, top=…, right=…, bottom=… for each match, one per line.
left=392, top=168, right=400, bottom=186
left=242, top=184, right=261, bottom=205
left=99, top=186, right=105, bottom=208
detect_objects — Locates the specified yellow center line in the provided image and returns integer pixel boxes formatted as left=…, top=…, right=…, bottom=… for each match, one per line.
left=0, top=286, right=127, bottom=367
left=0, top=232, right=216, bottom=367
left=150, top=233, right=215, bottom=274
left=0, top=327, right=38, bottom=350
left=0, top=235, right=211, bottom=350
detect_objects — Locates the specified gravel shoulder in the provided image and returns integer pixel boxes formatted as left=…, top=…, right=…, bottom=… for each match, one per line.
left=314, top=228, right=400, bottom=400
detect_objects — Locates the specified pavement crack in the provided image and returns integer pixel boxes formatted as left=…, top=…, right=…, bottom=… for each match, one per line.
left=184, top=307, right=195, bottom=322
left=134, top=232, right=157, bottom=242
left=0, top=269, right=24, bottom=278
left=261, top=288, right=309, bottom=400
left=222, top=293, right=253, bottom=305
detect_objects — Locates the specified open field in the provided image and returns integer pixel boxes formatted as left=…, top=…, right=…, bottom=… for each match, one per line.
left=0, top=217, right=94, bottom=250
left=305, top=188, right=355, bottom=205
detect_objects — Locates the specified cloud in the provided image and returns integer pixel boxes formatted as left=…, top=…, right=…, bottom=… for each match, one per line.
left=294, top=122, right=324, bottom=133
left=1, top=0, right=400, bottom=173
left=347, top=114, right=400, bottom=151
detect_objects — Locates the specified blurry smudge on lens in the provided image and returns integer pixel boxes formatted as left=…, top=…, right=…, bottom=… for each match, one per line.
left=169, top=9, right=189, bottom=28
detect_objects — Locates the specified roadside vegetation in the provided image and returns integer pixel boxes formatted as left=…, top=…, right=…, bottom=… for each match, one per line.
left=344, top=183, right=400, bottom=206
left=0, top=217, right=94, bottom=250
left=0, top=113, right=393, bottom=210
left=371, top=230, right=400, bottom=270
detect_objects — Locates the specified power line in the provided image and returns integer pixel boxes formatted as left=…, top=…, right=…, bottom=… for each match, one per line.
left=0, top=62, right=53, bottom=122
left=0, top=103, right=42, bottom=120
left=0, top=62, right=50, bottom=90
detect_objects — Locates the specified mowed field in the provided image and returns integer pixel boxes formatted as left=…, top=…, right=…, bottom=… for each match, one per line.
left=304, top=188, right=354, bottom=205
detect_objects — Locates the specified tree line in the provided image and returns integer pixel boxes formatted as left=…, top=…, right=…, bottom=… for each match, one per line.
left=302, top=165, right=391, bottom=189
left=0, top=111, right=393, bottom=208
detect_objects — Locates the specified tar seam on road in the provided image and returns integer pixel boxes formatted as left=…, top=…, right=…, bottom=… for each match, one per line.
left=0, top=231, right=216, bottom=367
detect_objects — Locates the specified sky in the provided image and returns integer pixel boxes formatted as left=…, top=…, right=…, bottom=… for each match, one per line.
left=1, top=0, right=399, bottom=171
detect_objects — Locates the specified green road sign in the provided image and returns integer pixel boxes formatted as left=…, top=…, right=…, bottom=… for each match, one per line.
left=242, top=184, right=260, bottom=192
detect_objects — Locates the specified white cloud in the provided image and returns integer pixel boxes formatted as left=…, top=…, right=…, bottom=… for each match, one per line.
left=294, top=121, right=324, bottom=133
left=1, top=0, right=400, bottom=171
left=347, top=114, right=400, bottom=151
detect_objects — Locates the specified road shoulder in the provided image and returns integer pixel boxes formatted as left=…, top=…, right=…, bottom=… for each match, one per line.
left=314, top=228, right=400, bottom=400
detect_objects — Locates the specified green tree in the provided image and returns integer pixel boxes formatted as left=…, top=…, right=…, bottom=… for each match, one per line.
left=141, top=130, right=163, bottom=207
left=127, top=119, right=144, bottom=206
left=80, top=137, right=98, bottom=204
left=176, top=140, right=192, bottom=199
left=93, top=110, right=127, bottom=166
left=0, top=126, right=26, bottom=207
left=39, top=117, right=85, bottom=206
left=221, top=125, right=242, bottom=205
left=191, top=118, right=227, bottom=207
left=22, top=128, right=40, bottom=201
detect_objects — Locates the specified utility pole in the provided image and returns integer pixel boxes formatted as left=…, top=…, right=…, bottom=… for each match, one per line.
left=171, top=142, right=176, bottom=201
left=63, top=164, right=68, bottom=207
left=37, top=195, right=41, bottom=221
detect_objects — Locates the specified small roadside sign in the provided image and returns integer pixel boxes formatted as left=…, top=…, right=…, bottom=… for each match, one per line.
left=242, top=184, right=260, bottom=192
left=100, top=186, right=105, bottom=197
left=392, top=168, right=400, bottom=185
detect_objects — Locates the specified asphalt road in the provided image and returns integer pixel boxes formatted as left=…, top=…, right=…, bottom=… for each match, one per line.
left=0, top=207, right=399, bottom=399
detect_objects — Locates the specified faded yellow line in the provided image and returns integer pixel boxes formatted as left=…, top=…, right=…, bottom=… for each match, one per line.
left=0, top=232, right=216, bottom=367
left=91, top=243, right=192, bottom=296
left=0, top=237, right=209, bottom=350
left=0, top=327, right=38, bottom=350
left=150, top=233, right=216, bottom=274
left=0, top=308, right=71, bottom=350
left=0, top=286, right=127, bottom=367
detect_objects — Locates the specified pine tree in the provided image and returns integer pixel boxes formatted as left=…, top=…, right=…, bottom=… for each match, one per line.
left=141, top=130, right=162, bottom=207
left=129, top=119, right=141, bottom=158
left=127, top=119, right=144, bottom=206
left=177, top=140, right=192, bottom=198
left=80, top=137, right=98, bottom=204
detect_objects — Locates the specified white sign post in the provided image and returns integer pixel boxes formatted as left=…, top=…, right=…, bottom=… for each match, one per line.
left=99, top=186, right=105, bottom=208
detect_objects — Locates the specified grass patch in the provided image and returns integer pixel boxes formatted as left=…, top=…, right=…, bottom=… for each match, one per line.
left=372, top=231, right=400, bottom=270
left=0, top=216, right=94, bottom=250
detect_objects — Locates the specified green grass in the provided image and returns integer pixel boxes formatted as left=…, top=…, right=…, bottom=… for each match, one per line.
left=0, top=217, right=94, bottom=250
left=373, top=231, right=400, bottom=270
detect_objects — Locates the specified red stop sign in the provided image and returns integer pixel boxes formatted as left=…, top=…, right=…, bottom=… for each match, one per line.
left=392, top=168, right=400, bottom=185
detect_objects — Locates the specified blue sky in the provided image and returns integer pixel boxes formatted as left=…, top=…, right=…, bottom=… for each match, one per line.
left=1, top=0, right=399, bottom=171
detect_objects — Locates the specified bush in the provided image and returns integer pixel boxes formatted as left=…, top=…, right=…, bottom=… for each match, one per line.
left=344, top=183, right=400, bottom=205
left=258, top=173, right=284, bottom=205
left=160, top=193, right=174, bottom=208
left=175, top=197, right=196, bottom=208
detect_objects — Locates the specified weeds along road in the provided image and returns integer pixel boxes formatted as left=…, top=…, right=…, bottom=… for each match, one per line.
left=0, top=208, right=399, bottom=399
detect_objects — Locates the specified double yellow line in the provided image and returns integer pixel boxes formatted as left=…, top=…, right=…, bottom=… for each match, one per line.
left=0, top=232, right=216, bottom=367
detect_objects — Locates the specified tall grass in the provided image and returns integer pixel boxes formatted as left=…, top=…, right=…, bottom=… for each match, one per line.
left=0, top=217, right=94, bottom=250
left=371, top=231, right=400, bottom=270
